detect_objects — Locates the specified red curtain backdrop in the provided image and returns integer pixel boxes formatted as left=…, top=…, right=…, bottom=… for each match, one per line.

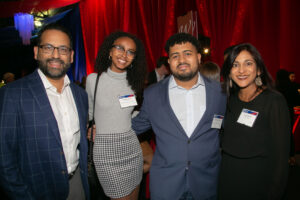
left=0, top=0, right=299, bottom=79
left=79, top=0, right=300, bottom=79
left=196, top=0, right=252, bottom=70
left=79, top=0, right=176, bottom=75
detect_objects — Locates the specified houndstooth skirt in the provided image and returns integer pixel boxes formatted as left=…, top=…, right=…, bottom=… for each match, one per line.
left=93, top=129, right=143, bottom=198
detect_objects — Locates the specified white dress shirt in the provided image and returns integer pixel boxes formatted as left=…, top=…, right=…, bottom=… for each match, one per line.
left=38, top=69, right=80, bottom=174
left=169, top=73, right=206, bottom=137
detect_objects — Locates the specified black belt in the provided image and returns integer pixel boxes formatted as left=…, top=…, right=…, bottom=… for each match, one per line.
left=68, top=165, right=78, bottom=180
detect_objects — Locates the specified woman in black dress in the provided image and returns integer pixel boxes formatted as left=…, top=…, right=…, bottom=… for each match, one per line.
left=218, top=43, right=290, bottom=200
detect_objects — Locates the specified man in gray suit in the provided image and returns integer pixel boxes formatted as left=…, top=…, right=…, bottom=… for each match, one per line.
left=132, top=33, right=226, bottom=200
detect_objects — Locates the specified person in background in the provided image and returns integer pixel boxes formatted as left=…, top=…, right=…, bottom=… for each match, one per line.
left=289, top=71, right=296, bottom=82
left=147, top=56, right=169, bottom=86
left=0, top=23, right=89, bottom=200
left=85, top=31, right=147, bottom=200
left=289, top=71, right=300, bottom=93
left=219, top=43, right=290, bottom=200
left=132, top=33, right=226, bottom=200
left=276, top=69, right=299, bottom=166
left=2, top=72, right=15, bottom=84
left=199, top=61, right=220, bottom=82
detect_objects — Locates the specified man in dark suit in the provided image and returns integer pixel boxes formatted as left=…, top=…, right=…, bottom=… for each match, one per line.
left=132, top=33, right=226, bottom=200
left=0, top=23, right=89, bottom=200
left=147, top=56, right=169, bottom=86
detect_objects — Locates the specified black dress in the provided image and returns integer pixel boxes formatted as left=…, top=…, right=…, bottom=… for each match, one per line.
left=218, top=89, right=290, bottom=200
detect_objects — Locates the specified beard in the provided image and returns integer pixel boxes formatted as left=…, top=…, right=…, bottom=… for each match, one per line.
left=38, top=58, right=71, bottom=80
left=172, top=63, right=198, bottom=81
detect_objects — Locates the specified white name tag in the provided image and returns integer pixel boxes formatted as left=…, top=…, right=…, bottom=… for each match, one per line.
left=211, top=114, right=224, bottom=129
left=119, top=94, right=137, bottom=108
left=237, top=108, right=259, bottom=127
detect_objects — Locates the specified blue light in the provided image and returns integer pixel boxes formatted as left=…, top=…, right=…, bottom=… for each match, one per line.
left=14, top=13, right=34, bottom=45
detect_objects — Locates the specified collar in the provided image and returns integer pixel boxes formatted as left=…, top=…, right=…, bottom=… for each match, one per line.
left=38, top=68, right=70, bottom=92
left=169, top=72, right=204, bottom=90
left=107, top=67, right=127, bottom=80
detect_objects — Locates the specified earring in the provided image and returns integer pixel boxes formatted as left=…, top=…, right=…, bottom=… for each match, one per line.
left=255, top=75, right=262, bottom=86
left=229, top=79, right=232, bottom=88
left=129, top=64, right=133, bottom=69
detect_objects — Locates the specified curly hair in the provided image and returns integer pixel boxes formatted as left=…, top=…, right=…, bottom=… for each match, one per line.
left=95, top=31, right=147, bottom=98
left=164, top=33, right=201, bottom=54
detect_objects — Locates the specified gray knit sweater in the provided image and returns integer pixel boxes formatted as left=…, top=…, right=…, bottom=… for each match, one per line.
left=86, top=68, right=136, bottom=134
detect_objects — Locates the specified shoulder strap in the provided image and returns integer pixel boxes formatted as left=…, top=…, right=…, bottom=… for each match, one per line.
left=89, top=73, right=101, bottom=162
left=92, top=73, right=101, bottom=124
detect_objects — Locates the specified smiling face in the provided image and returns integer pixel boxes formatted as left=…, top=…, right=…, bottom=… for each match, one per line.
left=168, top=42, right=201, bottom=82
left=230, top=50, right=260, bottom=92
left=34, top=29, right=74, bottom=80
left=109, top=37, right=136, bottom=73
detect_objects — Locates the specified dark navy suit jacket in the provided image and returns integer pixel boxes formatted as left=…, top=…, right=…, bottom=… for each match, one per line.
left=132, top=75, right=226, bottom=200
left=0, top=70, right=90, bottom=200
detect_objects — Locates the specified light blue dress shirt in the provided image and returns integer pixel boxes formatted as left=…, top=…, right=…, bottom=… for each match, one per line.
left=169, top=73, right=206, bottom=138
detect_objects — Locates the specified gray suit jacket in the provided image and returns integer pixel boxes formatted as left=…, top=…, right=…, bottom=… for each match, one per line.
left=132, top=75, right=226, bottom=200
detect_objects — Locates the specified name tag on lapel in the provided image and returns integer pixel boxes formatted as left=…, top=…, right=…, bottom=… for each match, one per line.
left=211, top=114, right=224, bottom=129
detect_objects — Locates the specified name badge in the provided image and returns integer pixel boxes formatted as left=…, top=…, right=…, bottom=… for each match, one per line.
left=211, top=115, right=224, bottom=129
left=119, top=94, right=137, bottom=108
left=237, top=108, right=259, bottom=127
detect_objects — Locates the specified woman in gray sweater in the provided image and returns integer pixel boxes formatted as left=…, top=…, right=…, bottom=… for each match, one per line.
left=86, top=31, right=147, bottom=200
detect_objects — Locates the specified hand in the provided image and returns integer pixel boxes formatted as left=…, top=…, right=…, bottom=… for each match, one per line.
left=140, top=141, right=153, bottom=173
left=87, top=124, right=96, bottom=142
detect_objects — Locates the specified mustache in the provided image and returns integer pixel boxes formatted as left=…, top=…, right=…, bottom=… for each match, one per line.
left=46, top=58, right=64, bottom=65
left=177, top=63, right=190, bottom=68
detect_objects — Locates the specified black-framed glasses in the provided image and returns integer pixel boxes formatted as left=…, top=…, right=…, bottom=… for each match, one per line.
left=112, top=45, right=136, bottom=59
left=38, top=44, right=72, bottom=55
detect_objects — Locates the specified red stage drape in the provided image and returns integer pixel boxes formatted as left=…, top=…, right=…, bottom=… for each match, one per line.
left=1, top=0, right=299, bottom=79
left=196, top=0, right=252, bottom=70
left=79, top=0, right=176, bottom=75
left=80, top=0, right=300, bottom=79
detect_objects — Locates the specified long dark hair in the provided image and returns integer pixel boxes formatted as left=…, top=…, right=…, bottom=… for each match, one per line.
left=95, top=31, right=147, bottom=98
left=221, top=43, right=274, bottom=97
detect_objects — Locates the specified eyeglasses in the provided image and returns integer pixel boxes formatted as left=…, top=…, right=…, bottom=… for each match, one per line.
left=38, top=44, right=72, bottom=55
left=112, top=45, right=136, bottom=59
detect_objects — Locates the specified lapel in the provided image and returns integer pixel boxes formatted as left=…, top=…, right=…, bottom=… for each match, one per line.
left=160, top=77, right=188, bottom=138
left=190, top=77, right=214, bottom=139
left=69, top=83, right=85, bottom=135
left=26, top=70, right=62, bottom=147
